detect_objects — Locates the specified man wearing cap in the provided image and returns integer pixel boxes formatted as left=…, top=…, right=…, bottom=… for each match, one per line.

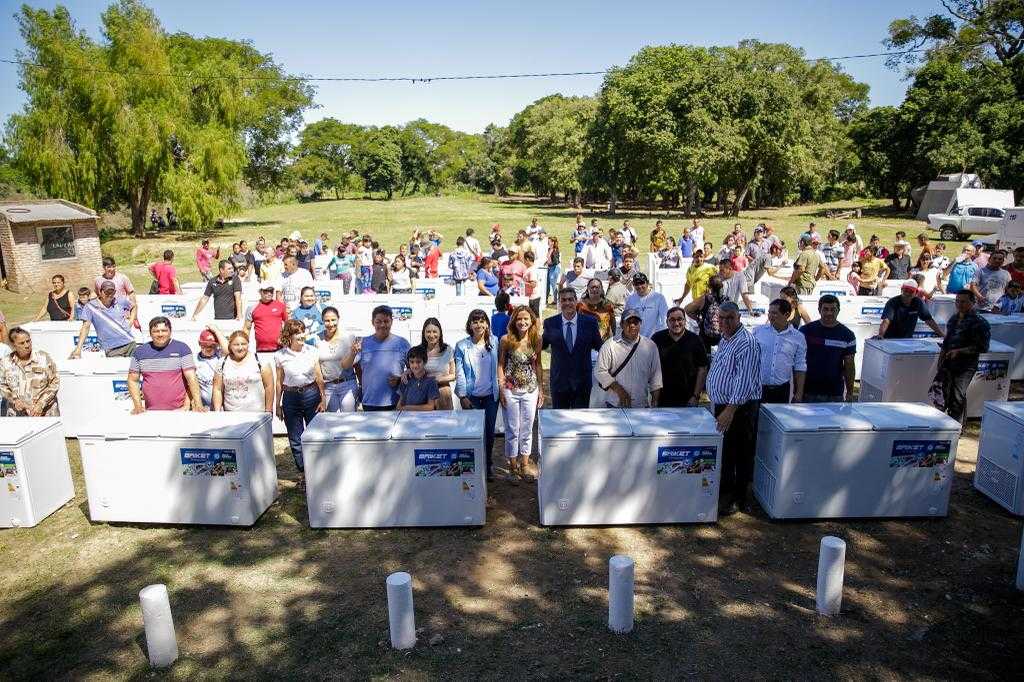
left=128, top=317, right=205, bottom=413
left=543, top=287, right=604, bottom=409
left=753, top=299, right=807, bottom=404
left=193, top=260, right=242, bottom=322
left=278, top=255, right=315, bottom=314
left=877, top=281, right=944, bottom=339
left=605, top=268, right=629, bottom=318
left=624, top=273, right=669, bottom=337
left=677, top=249, right=717, bottom=305
left=595, top=308, right=662, bottom=408
left=706, top=301, right=761, bottom=515
left=789, top=236, right=826, bottom=295
left=885, top=241, right=912, bottom=281
left=194, top=326, right=229, bottom=409
left=244, top=283, right=289, bottom=353
left=70, top=280, right=137, bottom=358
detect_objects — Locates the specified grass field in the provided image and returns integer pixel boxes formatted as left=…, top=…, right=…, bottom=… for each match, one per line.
left=1, top=194, right=929, bottom=325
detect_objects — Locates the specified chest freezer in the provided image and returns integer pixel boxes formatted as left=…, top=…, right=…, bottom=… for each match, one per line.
left=965, top=340, right=1014, bottom=419
left=754, top=402, right=961, bottom=519
left=56, top=357, right=132, bottom=437
left=974, top=401, right=1024, bottom=515
left=78, top=412, right=276, bottom=525
left=984, top=314, right=1024, bottom=380
left=844, top=316, right=882, bottom=380
left=537, top=408, right=722, bottom=526
left=859, top=339, right=940, bottom=403
left=21, top=321, right=113, bottom=360
left=302, top=410, right=486, bottom=528
left=0, top=418, right=74, bottom=528
left=762, top=278, right=853, bottom=302
left=135, top=294, right=207, bottom=331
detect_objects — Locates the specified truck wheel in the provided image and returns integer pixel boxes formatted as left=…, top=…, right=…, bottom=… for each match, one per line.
left=939, top=225, right=961, bottom=241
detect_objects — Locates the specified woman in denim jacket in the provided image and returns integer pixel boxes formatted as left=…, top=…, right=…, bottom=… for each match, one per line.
left=455, top=309, right=500, bottom=480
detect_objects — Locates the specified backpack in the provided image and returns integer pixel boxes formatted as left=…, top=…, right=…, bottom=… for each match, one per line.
left=699, top=294, right=723, bottom=345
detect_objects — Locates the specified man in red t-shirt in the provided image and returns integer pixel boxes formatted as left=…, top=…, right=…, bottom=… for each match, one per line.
left=1007, top=246, right=1024, bottom=285
left=243, top=283, right=288, bottom=352
left=424, top=237, right=442, bottom=279
left=148, top=249, right=180, bottom=295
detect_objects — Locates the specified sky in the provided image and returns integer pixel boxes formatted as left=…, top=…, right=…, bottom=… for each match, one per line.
left=0, top=0, right=943, bottom=134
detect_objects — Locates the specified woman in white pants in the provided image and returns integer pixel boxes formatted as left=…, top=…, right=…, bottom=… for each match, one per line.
left=316, top=306, right=361, bottom=411
left=497, top=305, right=543, bottom=482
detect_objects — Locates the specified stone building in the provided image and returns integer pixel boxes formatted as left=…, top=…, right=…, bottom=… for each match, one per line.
left=0, top=199, right=102, bottom=293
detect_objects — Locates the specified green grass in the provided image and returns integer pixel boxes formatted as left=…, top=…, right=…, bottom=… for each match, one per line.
left=0, top=194, right=929, bottom=326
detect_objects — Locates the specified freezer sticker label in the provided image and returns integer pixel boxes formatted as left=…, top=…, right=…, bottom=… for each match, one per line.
left=415, top=287, right=436, bottom=300
left=315, top=289, right=332, bottom=303
left=73, top=335, right=102, bottom=352
left=160, top=304, right=186, bottom=318
left=656, top=446, right=717, bottom=475
left=392, top=306, right=414, bottom=321
left=414, top=448, right=475, bottom=477
left=112, top=380, right=130, bottom=401
left=180, top=448, right=238, bottom=477
left=976, top=360, right=1008, bottom=379
left=0, top=452, right=17, bottom=478
left=860, top=306, right=884, bottom=316
left=890, top=440, right=951, bottom=468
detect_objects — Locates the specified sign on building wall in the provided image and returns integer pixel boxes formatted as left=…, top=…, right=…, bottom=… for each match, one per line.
left=38, top=224, right=76, bottom=260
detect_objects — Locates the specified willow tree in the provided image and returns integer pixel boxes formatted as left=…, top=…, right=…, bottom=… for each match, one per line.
left=8, top=1, right=313, bottom=233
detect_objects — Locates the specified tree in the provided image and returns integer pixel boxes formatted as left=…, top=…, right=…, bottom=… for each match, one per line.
left=352, top=128, right=402, bottom=199
left=292, top=118, right=363, bottom=198
left=7, top=1, right=313, bottom=233
left=849, top=106, right=917, bottom=208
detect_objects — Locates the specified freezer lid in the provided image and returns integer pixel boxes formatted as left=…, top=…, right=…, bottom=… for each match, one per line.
left=624, top=408, right=718, bottom=437
left=852, top=402, right=962, bottom=431
left=301, top=411, right=397, bottom=442
left=983, top=339, right=1015, bottom=356
left=0, top=416, right=63, bottom=445
left=987, top=401, right=1024, bottom=425
left=760, top=403, right=875, bottom=432
left=77, top=411, right=269, bottom=440
left=539, top=408, right=633, bottom=438
left=57, top=357, right=132, bottom=376
left=390, top=410, right=483, bottom=440
left=866, top=338, right=940, bottom=355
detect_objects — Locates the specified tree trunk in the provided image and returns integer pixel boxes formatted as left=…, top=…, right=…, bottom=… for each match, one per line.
left=608, top=188, right=618, bottom=215
left=891, top=195, right=901, bottom=210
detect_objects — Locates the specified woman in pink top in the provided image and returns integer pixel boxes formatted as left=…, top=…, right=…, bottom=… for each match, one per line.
left=195, top=239, right=219, bottom=280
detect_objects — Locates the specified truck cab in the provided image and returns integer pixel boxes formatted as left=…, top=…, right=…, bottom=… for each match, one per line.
left=928, top=205, right=1007, bottom=241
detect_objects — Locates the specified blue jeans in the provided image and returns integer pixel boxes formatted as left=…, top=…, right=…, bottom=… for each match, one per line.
left=466, top=393, right=498, bottom=479
left=282, top=385, right=321, bottom=471
left=546, top=265, right=561, bottom=303
left=325, top=379, right=360, bottom=412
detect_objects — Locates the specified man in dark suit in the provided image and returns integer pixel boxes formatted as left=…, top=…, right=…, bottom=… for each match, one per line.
left=542, top=287, right=604, bottom=408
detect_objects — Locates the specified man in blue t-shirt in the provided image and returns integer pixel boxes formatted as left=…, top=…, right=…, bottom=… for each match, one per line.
left=356, top=305, right=411, bottom=410
left=877, top=281, right=944, bottom=339
left=945, top=246, right=980, bottom=294
left=71, top=280, right=137, bottom=358
left=800, top=295, right=856, bottom=402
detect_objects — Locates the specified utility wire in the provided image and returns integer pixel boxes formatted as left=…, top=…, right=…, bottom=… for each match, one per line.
left=0, top=48, right=930, bottom=84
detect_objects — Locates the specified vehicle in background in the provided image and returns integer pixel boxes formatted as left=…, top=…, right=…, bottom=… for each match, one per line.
left=926, top=189, right=1016, bottom=241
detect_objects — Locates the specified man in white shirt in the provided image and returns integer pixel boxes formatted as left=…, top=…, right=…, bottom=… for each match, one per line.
left=464, top=228, right=482, bottom=261
left=689, top=219, right=705, bottom=255
left=278, top=255, right=314, bottom=314
left=624, top=273, right=669, bottom=337
left=753, top=298, right=807, bottom=404
left=581, top=230, right=613, bottom=270
left=526, top=217, right=542, bottom=238
left=594, top=308, right=662, bottom=408
left=621, top=220, right=637, bottom=246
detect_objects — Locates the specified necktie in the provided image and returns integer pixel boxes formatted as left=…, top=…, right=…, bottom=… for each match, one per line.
left=565, top=321, right=574, bottom=349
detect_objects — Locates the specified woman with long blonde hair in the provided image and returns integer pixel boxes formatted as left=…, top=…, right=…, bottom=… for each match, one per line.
left=497, top=305, right=543, bottom=481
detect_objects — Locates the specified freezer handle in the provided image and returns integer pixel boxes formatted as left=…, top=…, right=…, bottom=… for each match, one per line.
left=104, top=433, right=130, bottom=440
left=420, top=434, right=447, bottom=439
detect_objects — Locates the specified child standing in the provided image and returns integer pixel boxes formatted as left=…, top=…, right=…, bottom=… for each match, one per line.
left=397, top=347, right=439, bottom=411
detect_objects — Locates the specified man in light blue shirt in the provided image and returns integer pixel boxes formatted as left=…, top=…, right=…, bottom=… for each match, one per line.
left=70, top=280, right=137, bottom=358
left=357, top=306, right=410, bottom=410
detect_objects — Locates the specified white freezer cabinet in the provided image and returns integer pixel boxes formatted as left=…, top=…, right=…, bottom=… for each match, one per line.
left=538, top=408, right=722, bottom=526
left=965, top=340, right=1014, bottom=419
left=78, top=412, right=277, bottom=526
left=302, top=410, right=486, bottom=528
left=754, top=402, right=962, bottom=519
left=974, top=401, right=1024, bottom=515
left=55, top=357, right=133, bottom=437
left=0, top=418, right=74, bottom=528
left=859, top=339, right=940, bottom=403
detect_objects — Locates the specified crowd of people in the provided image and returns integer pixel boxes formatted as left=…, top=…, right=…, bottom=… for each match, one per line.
left=1, top=217, right=1022, bottom=514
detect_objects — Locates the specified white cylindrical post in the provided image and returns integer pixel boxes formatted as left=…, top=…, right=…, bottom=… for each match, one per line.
left=139, top=584, right=178, bottom=668
left=608, top=555, right=635, bottom=634
left=386, top=571, right=416, bottom=649
left=816, top=536, right=847, bottom=616
left=1016, top=526, right=1024, bottom=592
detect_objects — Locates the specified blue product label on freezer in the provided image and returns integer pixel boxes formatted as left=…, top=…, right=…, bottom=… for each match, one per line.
left=415, top=287, right=436, bottom=300
left=912, top=330, right=940, bottom=339
left=860, top=306, right=884, bottom=316
left=392, top=306, right=414, bottom=321
left=112, top=379, right=130, bottom=400
left=889, top=440, right=951, bottom=468
left=976, top=360, right=1008, bottom=379
left=414, top=448, right=475, bottom=477
left=160, top=304, right=186, bottom=318
left=315, top=289, right=332, bottom=303
left=656, top=445, right=717, bottom=475
left=0, top=451, right=17, bottom=477
left=73, top=335, right=102, bottom=352
left=180, top=448, right=238, bottom=477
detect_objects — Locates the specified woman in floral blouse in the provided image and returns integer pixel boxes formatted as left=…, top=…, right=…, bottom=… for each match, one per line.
left=496, top=306, right=542, bottom=482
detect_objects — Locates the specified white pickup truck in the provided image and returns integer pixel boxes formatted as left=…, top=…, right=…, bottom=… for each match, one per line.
left=927, top=205, right=1010, bottom=241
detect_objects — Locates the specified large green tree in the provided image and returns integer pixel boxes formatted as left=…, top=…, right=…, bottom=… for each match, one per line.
left=7, top=1, right=313, bottom=233
left=352, top=127, right=402, bottom=199
left=292, top=118, right=363, bottom=199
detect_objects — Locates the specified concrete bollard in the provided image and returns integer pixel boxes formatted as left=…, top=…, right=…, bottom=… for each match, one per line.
left=139, top=584, right=178, bottom=667
left=816, top=536, right=847, bottom=616
left=608, top=555, right=635, bottom=633
left=386, top=571, right=416, bottom=649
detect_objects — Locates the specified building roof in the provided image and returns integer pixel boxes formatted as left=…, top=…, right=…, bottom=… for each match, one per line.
left=0, top=199, right=96, bottom=225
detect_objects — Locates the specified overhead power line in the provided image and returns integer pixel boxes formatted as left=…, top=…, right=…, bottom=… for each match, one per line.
left=0, top=48, right=929, bottom=84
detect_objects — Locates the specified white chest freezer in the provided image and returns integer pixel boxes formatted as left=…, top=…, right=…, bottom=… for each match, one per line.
left=135, top=294, right=206, bottom=331
left=21, top=321, right=111, bottom=359
left=754, top=402, right=961, bottom=519
left=537, top=408, right=722, bottom=526
left=974, top=401, right=1024, bottom=515
left=78, top=412, right=276, bottom=525
left=844, top=316, right=882, bottom=380
left=984, top=314, right=1024, bottom=380
left=0, top=417, right=74, bottom=528
left=836, top=296, right=889, bottom=323
left=302, top=410, right=486, bottom=528
left=859, top=339, right=941, bottom=403
left=762, top=278, right=852, bottom=302
left=965, top=340, right=1014, bottom=418
left=56, top=357, right=132, bottom=437
left=928, top=294, right=957, bottom=323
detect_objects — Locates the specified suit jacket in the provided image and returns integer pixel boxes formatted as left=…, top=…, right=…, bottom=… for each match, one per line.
left=542, top=313, right=603, bottom=393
